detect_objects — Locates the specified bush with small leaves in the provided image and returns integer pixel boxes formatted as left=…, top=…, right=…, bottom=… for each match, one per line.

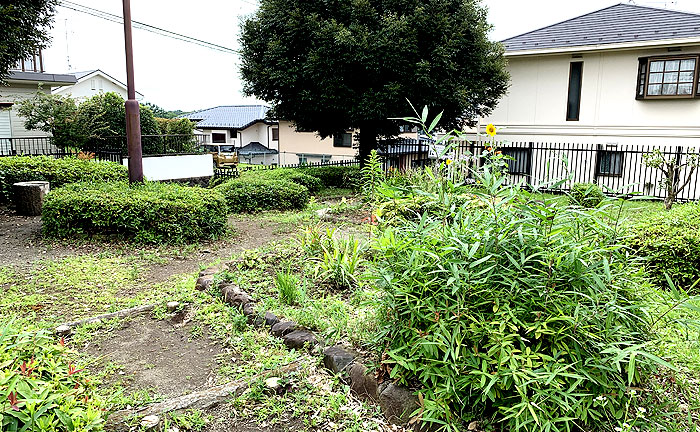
left=0, top=156, right=127, bottom=202
left=569, top=182, right=606, bottom=208
left=240, top=169, right=322, bottom=193
left=215, top=178, right=309, bottom=213
left=42, top=182, right=227, bottom=243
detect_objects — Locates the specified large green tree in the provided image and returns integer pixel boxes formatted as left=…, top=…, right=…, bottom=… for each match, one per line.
left=0, top=1, right=58, bottom=83
left=239, top=0, right=509, bottom=162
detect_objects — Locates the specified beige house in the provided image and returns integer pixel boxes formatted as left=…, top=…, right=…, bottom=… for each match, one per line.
left=1, top=51, right=76, bottom=155
left=473, top=4, right=700, bottom=146
left=277, top=120, right=357, bottom=165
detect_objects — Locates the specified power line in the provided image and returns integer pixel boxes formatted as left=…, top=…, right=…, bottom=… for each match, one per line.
left=58, top=0, right=245, bottom=55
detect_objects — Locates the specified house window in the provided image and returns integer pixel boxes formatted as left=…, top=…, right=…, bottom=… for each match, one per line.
left=502, top=147, right=532, bottom=175
left=320, top=155, right=332, bottom=163
left=596, top=149, right=624, bottom=176
left=91, top=79, right=97, bottom=90
left=212, top=133, right=227, bottom=143
left=297, top=154, right=308, bottom=165
left=229, top=130, right=237, bottom=139
left=271, top=127, right=279, bottom=141
left=566, top=62, right=583, bottom=121
left=333, top=132, right=352, bottom=148
left=637, top=56, right=699, bottom=98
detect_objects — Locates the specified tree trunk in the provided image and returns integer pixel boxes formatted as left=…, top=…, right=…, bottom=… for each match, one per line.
left=664, top=193, right=675, bottom=210
left=12, top=181, right=50, bottom=216
left=358, top=124, right=378, bottom=168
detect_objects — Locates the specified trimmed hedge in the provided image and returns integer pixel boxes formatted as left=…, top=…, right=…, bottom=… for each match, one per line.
left=42, top=182, right=228, bottom=243
left=569, top=182, right=605, bottom=208
left=298, top=165, right=360, bottom=188
left=240, top=168, right=322, bottom=193
left=627, top=202, right=700, bottom=290
left=215, top=178, right=309, bottom=213
left=0, top=156, right=127, bottom=202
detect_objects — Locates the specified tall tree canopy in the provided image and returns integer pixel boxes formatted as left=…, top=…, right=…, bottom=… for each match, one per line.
left=0, top=1, right=58, bottom=83
left=239, top=0, right=509, bottom=161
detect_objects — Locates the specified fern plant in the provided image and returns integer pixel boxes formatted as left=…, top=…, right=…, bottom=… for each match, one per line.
left=361, top=149, right=383, bottom=203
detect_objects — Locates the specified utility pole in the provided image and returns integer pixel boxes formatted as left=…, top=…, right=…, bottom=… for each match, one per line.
left=122, top=0, right=143, bottom=183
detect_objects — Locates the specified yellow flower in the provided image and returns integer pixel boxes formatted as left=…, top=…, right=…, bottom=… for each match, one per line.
left=445, top=159, right=452, bottom=165
left=486, top=124, right=497, bottom=137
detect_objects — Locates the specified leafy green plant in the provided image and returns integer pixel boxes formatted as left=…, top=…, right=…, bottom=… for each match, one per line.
left=276, top=270, right=304, bottom=305
left=0, top=156, right=127, bottom=203
left=643, top=148, right=700, bottom=210
left=42, top=181, right=228, bottom=243
left=314, top=231, right=367, bottom=290
left=0, top=324, right=105, bottom=432
left=298, top=165, right=360, bottom=189
left=369, top=111, right=670, bottom=432
left=215, top=178, right=309, bottom=213
left=570, top=182, right=606, bottom=208
left=240, top=169, right=322, bottom=193
left=360, top=150, right=383, bottom=202
left=626, top=202, right=700, bottom=291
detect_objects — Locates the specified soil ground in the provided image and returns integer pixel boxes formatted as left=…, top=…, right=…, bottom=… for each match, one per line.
left=87, top=316, right=224, bottom=399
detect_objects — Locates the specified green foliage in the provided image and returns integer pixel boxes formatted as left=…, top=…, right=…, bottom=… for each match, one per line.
left=276, top=270, right=304, bottom=305
left=17, top=92, right=97, bottom=150
left=373, top=175, right=664, bottom=430
left=239, top=0, right=509, bottom=154
left=361, top=150, right=383, bottom=202
left=627, top=202, right=700, bottom=291
left=42, top=182, right=228, bottom=243
left=215, top=178, right=309, bottom=213
left=0, top=0, right=56, bottom=83
left=297, top=165, right=360, bottom=189
left=312, top=229, right=367, bottom=290
left=0, top=156, right=127, bottom=203
left=569, top=182, right=606, bottom=208
left=142, top=102, right=188, bottom=119
left=156, top=117, right=195, bottom=136
left=0, top=324, right=105, bottom=431
left=240, top=169, right=322, bottom=193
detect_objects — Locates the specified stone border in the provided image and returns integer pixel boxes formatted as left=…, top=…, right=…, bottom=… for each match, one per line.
left=195, top=266, right=422, bottom=428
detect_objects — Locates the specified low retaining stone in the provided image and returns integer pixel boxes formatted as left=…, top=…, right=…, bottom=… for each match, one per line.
left=283, top=329, right=318, bottom=349
left=271, top=321, right=297, bottom=337
left=348, top=363, right=379, bottom=402
left=379, top=383, right=420, bottom=426
left=323, top=346, right=357, bottom=375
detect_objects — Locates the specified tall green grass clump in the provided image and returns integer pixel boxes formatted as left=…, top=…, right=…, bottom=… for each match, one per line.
left=276, top=270, right=304, bottom=305
left=371, top=109, right=667, bottom=431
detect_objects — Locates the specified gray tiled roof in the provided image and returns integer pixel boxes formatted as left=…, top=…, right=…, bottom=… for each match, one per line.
left=183, top=105, right=273, bottom=129
left=238, top=141, right=278, bottom=155
left=502, top=4, right=700, bottom=52
left=73, top=70, right=98, bottom=79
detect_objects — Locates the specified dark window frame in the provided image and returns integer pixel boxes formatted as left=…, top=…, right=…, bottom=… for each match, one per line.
left=212, top=133, right=227, bottom=144
left=595, top=147, right=625, bottom=177
left=501, top=146, right=532, bottom=175
left=271, top=127, right=279, bottom=141
left=636, top=55, right=700, bottom=99
left=333, top=132, right=353, bottom=148
left=566, top=62, right=584, bottom=121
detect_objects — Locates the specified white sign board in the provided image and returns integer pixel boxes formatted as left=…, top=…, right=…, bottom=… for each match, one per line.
left=122, top=154, right=214, bottom=181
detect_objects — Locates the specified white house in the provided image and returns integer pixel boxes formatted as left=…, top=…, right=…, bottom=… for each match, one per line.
left=183, top=105, right=280, bottom=165
left=475, top=4, right=700, bottom=146
left=1, top=51, right=76, bottom=154
left=467, top=4, right=700, bottom=199
left=53, top=69, right=144, bottom=102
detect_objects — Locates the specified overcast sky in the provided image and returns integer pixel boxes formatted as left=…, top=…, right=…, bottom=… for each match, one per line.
left=42, top=0, right=700, bottom=112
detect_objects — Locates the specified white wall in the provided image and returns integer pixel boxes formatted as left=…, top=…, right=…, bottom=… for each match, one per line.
left=122, top=154, right=214, bottom=181
left=0, top=83, right=51, bottom=138
left=54, top=72, right=142, bottom=102
left=277, top=120, right=357, bottom=165
left=474, top=45, right=700, bottom=147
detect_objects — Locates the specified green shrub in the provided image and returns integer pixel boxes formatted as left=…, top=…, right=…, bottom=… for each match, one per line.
left=215, top=178, right=309, bottom=213
left=372, top=167, right=661, bottom=431
left=627, top=202, right=700, bottom=290
left=0, top=325, right=105, bottom=431
left=298, top=165, right=360, bottom=188
left=0, top=156, right=127, bottom=202
left=569, top=182, right=605, bottom=208
left=240, top=169, right=322, bottom=193
left=276, top=271, right=305, bottom=305
left=42, top=182, right=227, bottom=243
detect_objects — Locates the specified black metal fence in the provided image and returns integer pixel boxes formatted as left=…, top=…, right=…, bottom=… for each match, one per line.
left=378, top=138, right=700, bottom=201
left=0, top=136, right=123, bottom=162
